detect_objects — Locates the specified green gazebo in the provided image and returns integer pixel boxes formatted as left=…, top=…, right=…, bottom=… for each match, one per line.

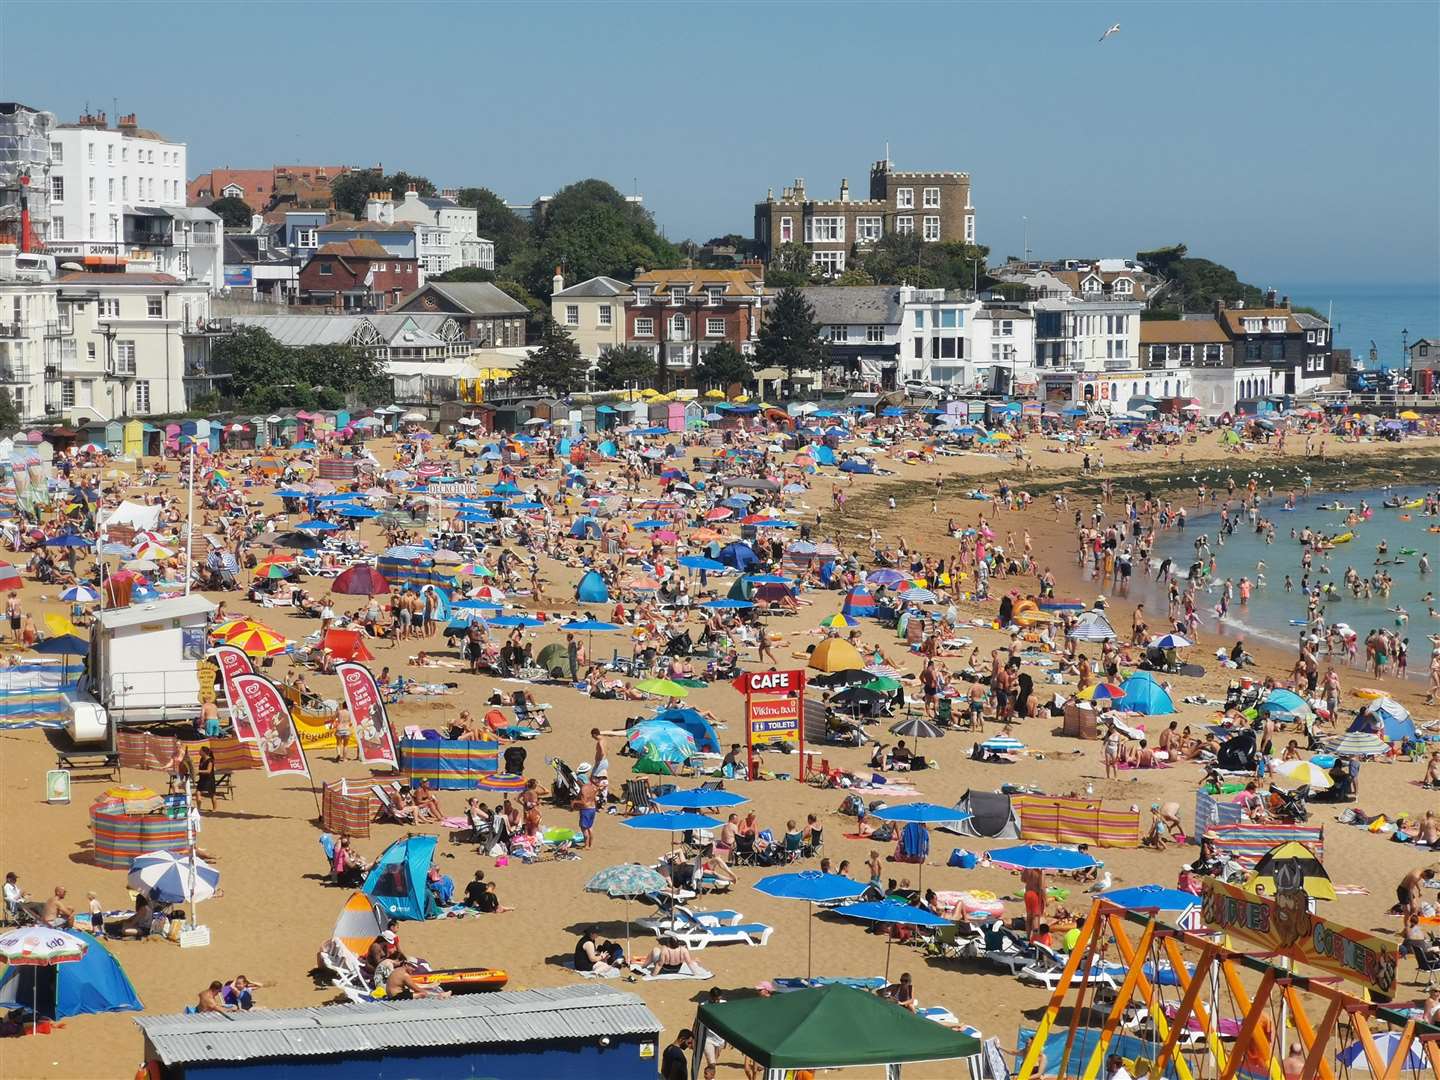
left=692, top=984, right=981, bottom=1078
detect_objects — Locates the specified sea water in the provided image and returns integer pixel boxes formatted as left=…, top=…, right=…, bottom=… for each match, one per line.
left=1290, top=281, right=1440, bottom=365
left=1146, top=489, right=1439, bottom=661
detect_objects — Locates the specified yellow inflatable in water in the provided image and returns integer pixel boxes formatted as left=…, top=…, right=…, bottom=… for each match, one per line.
left=1330, top=532, right=1354, bottom=544
left=1402, top=499, right=1423, bottom=509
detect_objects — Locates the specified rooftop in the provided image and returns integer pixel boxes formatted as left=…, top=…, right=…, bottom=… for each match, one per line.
left=553, top=275, right=630, bottom=299
left=56, top=272, right=182, bottom=286
left=1140, top=318, right=1228, bottom=344
left=396, top=282, right=528, bottom=317
left=1218, top=308, right=1302, bottom=336
left=134, top=986, right=661, bottom=1067
left=633, top=268, right=762, bottom=297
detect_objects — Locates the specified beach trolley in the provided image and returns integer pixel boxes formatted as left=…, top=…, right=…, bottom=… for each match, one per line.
left=135, top=986, right=663, bottom=1079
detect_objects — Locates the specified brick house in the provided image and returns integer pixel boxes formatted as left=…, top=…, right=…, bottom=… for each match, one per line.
left=753, top=159, right=975, bottom=276
left=625, top=268, right=765, bottom=379
left=297, top=240, right=418, bottom=312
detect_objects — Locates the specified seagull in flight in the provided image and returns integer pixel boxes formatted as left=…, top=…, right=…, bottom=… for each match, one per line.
left=1099, top=22, right=1120, bottom=42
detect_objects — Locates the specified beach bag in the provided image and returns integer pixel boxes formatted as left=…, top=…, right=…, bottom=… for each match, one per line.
left=948, top=848, right=977, bottom=869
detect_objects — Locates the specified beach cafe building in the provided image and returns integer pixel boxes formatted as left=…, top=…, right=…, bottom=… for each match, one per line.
left=134, top=986, right=662, bottom=1080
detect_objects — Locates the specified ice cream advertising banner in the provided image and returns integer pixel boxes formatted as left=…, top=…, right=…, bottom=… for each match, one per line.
left=211, top=645, right=257, bottom=740
left=335, top=662, right=398, bottom=768
left=230, top=673, right=309, bottom=778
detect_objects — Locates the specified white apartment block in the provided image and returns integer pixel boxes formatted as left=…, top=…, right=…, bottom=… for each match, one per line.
left=369, top=189, right=494, bottom=277
left=45, top=112, right=224, bottom=292
left=0, top=246, right=211, bottom=423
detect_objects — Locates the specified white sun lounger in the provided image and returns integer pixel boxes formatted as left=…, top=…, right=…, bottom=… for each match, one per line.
left=655, top=909, right=773, bottom=949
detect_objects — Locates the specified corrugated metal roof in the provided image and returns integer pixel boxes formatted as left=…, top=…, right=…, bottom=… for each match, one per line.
left=135, top=986, right=661, bottom=1066
left=230, top=315, right=368, bottom=347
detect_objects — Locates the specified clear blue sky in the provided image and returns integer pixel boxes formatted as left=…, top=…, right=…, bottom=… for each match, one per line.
left=6, top=1, right=1437, bottom=286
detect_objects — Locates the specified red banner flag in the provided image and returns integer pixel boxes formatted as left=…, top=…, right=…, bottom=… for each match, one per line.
left=336, top=661, right=398, bottom=769
left=230, top=673, right=309, bottom=778
left=212, top=645, right=257, bottom=741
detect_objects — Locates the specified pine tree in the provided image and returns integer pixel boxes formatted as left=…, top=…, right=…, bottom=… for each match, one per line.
left=593, top=345, right=657, bottom=390
left=696, top=342, right=751, bottom=390
left=515, top=319, right=589, bottom=395
left=753, top=286, right=823, bottom=379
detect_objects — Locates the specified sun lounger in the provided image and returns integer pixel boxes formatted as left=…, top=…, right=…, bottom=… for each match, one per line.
left=981, top=924, right=1035, bottom=974
left=1019, top=943, right=1122, bottom=991
left=637, top=905, right=743, bottom=932
left=655, top=909, right=773, bottom=949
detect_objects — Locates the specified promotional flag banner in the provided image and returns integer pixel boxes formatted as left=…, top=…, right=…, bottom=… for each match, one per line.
left=230, top=673, right=309, bottom=778
left=212, top=645, right=257, bottom=741
left=336, top=661, right=398, bottom=768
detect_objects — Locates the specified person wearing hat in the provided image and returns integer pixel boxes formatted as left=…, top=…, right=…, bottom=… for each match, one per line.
left=573, top=763, right=600, bottom=849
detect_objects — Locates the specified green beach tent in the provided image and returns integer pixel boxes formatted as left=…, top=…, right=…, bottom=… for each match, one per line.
left=693, top=984, right=980, bottom=1074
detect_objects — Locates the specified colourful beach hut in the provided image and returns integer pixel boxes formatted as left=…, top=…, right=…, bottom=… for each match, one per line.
left=122, top=420, right=144, bottom=458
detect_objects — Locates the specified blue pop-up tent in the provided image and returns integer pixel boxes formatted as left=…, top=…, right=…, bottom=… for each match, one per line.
left=363, top=835, right=439, bottom=921
left=576, top=568, right=610, bottom=604
left=1350, top=698, right=1416, bottom=741
left=839, top=459, right=874, bottom=474
left=654, top=707, right=721, bottom=753
left=718, top=541, right=759, bottom=571
left=1118, top=672, right=1174, bottom=715
left=0, top=931, right=142, bottom=1020
left=569, top=515, right=602, bottom=540
left=810, top=444, right=837, bottom=466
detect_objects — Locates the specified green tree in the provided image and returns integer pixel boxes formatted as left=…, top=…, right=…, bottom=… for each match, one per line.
left=514, top=319, right=588, bottom=395
left=207, top=196, right=253, bottom=229
left=526, top=179, right=680, bottom=297
left=593, top=345, right=657, bottom=390
left=1135, top=244, right=1266, bottom=313
left=695, top=342, right=751, bottom=390
left=769, top=242, right=815, bottom=279
left=454, top=186, right=530, bottom=269
left=753, top=287, right=823, bottom=378
left=432, top=266, right=496, bottom=284
left=496, top=279, right=546, bottom=339
left=328, top=169, right=436, bottom=218
left=0, top=390, right=20, bottom=435
left=212, top=326, right=388, bottom=411
left=835, top=267, right=875, bottom=287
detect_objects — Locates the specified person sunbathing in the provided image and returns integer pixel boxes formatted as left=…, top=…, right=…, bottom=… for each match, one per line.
left=636, top=936, right=699, bottom=974
left=386, top=960, right=450, bottom=999
left=1423, top=751, right=1440, bottom=790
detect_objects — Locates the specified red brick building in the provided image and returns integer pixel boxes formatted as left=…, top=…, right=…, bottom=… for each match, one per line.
left=625, top=269, right=765, bottom=381
left=297, top=240, right=418, bottom=312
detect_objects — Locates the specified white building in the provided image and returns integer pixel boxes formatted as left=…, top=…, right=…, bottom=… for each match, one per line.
left=367, top=189, right=493, bottom=277
left=44, top=112, right=223, bottom=292
left=0, top=245, right=61, bottom=422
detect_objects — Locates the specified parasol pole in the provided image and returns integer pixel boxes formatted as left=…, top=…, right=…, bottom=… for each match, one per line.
left=183, top=441, right=195, bottom=597
left=185, top=776, right=197, bottom=930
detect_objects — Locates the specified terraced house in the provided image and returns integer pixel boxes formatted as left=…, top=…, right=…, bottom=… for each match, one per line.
left=624, top=268, right=765, bottom=376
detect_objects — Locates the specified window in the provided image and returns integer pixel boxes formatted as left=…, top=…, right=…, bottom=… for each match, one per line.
left=779, top=216, right=792, bottom=243
left=913, top=310, right=925, bottom=329
left=914, top=338, right=924, bottom=359
left=866, top=325, right=884, bottom=343
left=146, top=296, right=163, bottom=318
left=635, top=287, right=652, bottom=305
left=87, top=142, right=94, bottom=162
left=936, top=309, right=958, bottom=329
left=106, top=145, right=113, bottom=163
left=1245, top=341, right=1263, bottom=361
left=669, top=286, right=686, bottom=306
left=896, top=187, right=914, bottom=209
left=1180, top=344, right=1194, bottom=363
left=317, top=261, right=333, bottom=276
left=706, top=286, right=723, bottom=306
left=134, top=380, right=150, bottom=412
left=811, top=250, right=845, bottom=275
left=50, top=176, right=63, bottom=202
left=922, top=187, right=940, bottom=208
left=88, top=213, right=95, bottom=234
left=706, top=317, right=725, bottom=338
left=50, top=219, right=63, bottom=240
left=634, top=317, right=654, bottom=338
left=856, top=216, right=882, bottom=242
left=1113, top=278, right=1133, bottom=295
left=895, top=216, right=914, bottom=235
left=931, top=337, right=960, bottom=359
left=87, top=343, right=96, bottom=361
left=61, top=379, right=75, bottom=408
left=1305, top=331, right=1315, bottom=344
left=121, top=177, right=128, bottom=199
left=1204, top=344, right=1223, bottom=364
left=97, top=298, right=120, bottom=319
left=1150, top=345, right=1166, bottom=364
left=296, top=228, right=317, bottom=248
left=805, top=217, right=844, bottom=243
left=1267, top=318, right=1286, bottom=333
left=564, top=304, right=580, bottom=326
left=598, top=305, right=612, bottom=327
left=107, top=178, right=115, bottom=202
left=922, top=216, right=940, bottom=242
left=997, top=320, right=1014, bottom=336
left=964, top=215, right=975, bottom=243
left=827, top=325, right=849, bottom=343
left=671, top=313, right=688, bottom=334
left=114, top=340, right=136, bottom=374
left=1243, top=318, right=1262, bottom=334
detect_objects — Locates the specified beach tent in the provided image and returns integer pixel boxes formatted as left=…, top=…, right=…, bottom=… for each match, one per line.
left=653, top=707, right=721, bottom=754
left=0, top=931, right=142, bottom=1020
left=810, top=444, right=837, bottom=466
left=717, top=541, right=759, bottom=571
left=1117, top=672, right=1174, bottom=716
left=569, top=515, right=602, bottom=540
left=333, top=891, right=389, bottom=956
left=947, top=790, right=1021, bottom=839
left=840, top=585, right=877, bottom=619
left=575, top=569, right=610, bottom=604
left=693, top=984, right=980, bottom=1074
left=362, top=835, right=439, bottom=921
left=838, top=458, right=874, bottom=474
left=808, top=637, right=864, bottom=673
left=1352, top=698, right=1416, bottom=741
left=1215, top=728, right=1257, bottom=772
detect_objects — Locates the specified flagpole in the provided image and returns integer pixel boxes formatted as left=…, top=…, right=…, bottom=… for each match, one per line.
left=183, top=442, right=195, bottom=597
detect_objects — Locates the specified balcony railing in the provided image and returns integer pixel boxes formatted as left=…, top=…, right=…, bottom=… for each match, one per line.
left=0, top=322, right=25, bottom=338
left=124, top=231, right=173, bottom=248
left=0, top=364, right=34, bottom=383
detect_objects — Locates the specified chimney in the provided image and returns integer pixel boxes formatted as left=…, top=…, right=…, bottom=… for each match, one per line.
left=793, top=177, right=805, bottom=199
left=839, top=178, right=850, bottom=202
left=1280, top=295, right=1290, bottom=310
left=1264, top=288, right=1277, bottom=308
left=766, top=187, right=774, bottom=201
left=117, top=113, right=138, bottom=133
left=1213, top=299, right=1224, bottom=317
left=553, top=266, right=564, bottom=294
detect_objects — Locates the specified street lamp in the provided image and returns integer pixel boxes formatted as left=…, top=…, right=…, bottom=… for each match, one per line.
left=1401, top=328, right=1409, bottom=367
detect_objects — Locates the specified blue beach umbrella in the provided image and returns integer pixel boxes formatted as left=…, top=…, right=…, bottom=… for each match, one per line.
left=585, top=862, right=669, bottom=953
left=702, top=598, right=753, bottom=609
left=128, top=850, right=220, bottom=904
left=756, top=870, right=868, bottom=978
left=678, top=555, right=726, bottom=572
left=485, top=615, right=542, bottom=628
left=566, top=619, right=621, bottom=632
left=833, top=899, right=952, bottom=978
left=869, top=803, right=971, bottom=826
left=622, top=811, right=722, bottom=833
left=1100, top=884, right=1202, bottom=912
left=988, top=844, right=1099, bottom=872
left=653, top=788, right=750, bottom=810
left=1335, top=1032, right=1425, bottom=1072
left=296, top=520, right=339, bottom=531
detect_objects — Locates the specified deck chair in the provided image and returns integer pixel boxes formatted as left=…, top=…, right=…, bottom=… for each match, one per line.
left=730, top=832, right=759, bottom=867
left=982, top=924, right=1035, bottom=974
left=622, top=778, right=655, bottom=815
left=371, top=783, right=407, bottom=824
left=1020, top=943, right=1122, bottom=991
left=1414, top=946, right=1440, bottom=988
left=656, top=909, right=773, bottom=949
left=511, top=691, right=552, bottom=731
left=318, top=938, right=372, bottom=996
left=777, top=831, right=804, bottom=864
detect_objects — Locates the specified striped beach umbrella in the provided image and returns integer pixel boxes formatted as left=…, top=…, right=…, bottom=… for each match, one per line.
left=60, top=585, right=101, bottom=603
left=1078, top=682, right=1126, bottom=701
left=224, top=625, right=289, bottom=658
left=128, top=850, right=220, bottom=904
left=818, top=612, right=856, bottom=629
left=980, top=735, right=1026, bottom=754
left=1327, top=732, right=1390, bottom=757
left=0, top=927, right=89, bottom=967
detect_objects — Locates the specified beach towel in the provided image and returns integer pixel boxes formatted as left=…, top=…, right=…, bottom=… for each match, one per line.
left=639, top=962, right=712, bottom=981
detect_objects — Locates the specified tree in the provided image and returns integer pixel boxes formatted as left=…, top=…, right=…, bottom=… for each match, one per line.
left=432, top=266, right=496, bottom=284
left=212, top=326, right=387, bottom=411
left=328, top=169, right=436, bottom=218
left=752, top=287, right=823, bottom=378
left=207, top=196, right=253, bottom=229
left=454, top=186, right=530, bottom=269
left=695, top=342, right=750, bottom=390
left=593, top=345, right=657, bottom=390
left=514, top=319, right=588, bottom=395
left=525, top=179, right=680, bottom=297
left=0, top=390, right=20, bottom=435
left=1135, top=244, right=1265, bottom=314
left=835, top=267, right=875, bottom=287
left=496, top=279, right=547, bottom=340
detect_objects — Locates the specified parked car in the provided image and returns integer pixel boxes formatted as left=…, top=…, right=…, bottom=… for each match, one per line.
left=902, top=379, right=946, bottom=399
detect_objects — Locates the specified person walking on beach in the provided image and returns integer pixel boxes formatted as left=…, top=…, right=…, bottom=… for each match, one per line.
left=573, top=763, right=599, bottom=849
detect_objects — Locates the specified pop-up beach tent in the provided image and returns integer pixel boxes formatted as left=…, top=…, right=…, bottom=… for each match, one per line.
left=363, top=834, right=439, bottom=921
left=947, top=790, right=1021, bottom=839
left=0, top=931, right=142, bottom=1020
left=692, top=984, right=980, bottom=1078
left=575, top=569, right=610, bottom=604
left=1117, top=672, right=1174, bottom=715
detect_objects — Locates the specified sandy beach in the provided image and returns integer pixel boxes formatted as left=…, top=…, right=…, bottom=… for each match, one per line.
left=2, top=426, right=1438, bottom=1080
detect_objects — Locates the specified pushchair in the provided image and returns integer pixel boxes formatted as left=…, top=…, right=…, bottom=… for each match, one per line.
left=549, top=758, right=581, bottom=808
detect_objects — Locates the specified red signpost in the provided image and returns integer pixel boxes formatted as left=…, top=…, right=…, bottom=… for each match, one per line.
left=732, top=669, right=806, bottom=781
